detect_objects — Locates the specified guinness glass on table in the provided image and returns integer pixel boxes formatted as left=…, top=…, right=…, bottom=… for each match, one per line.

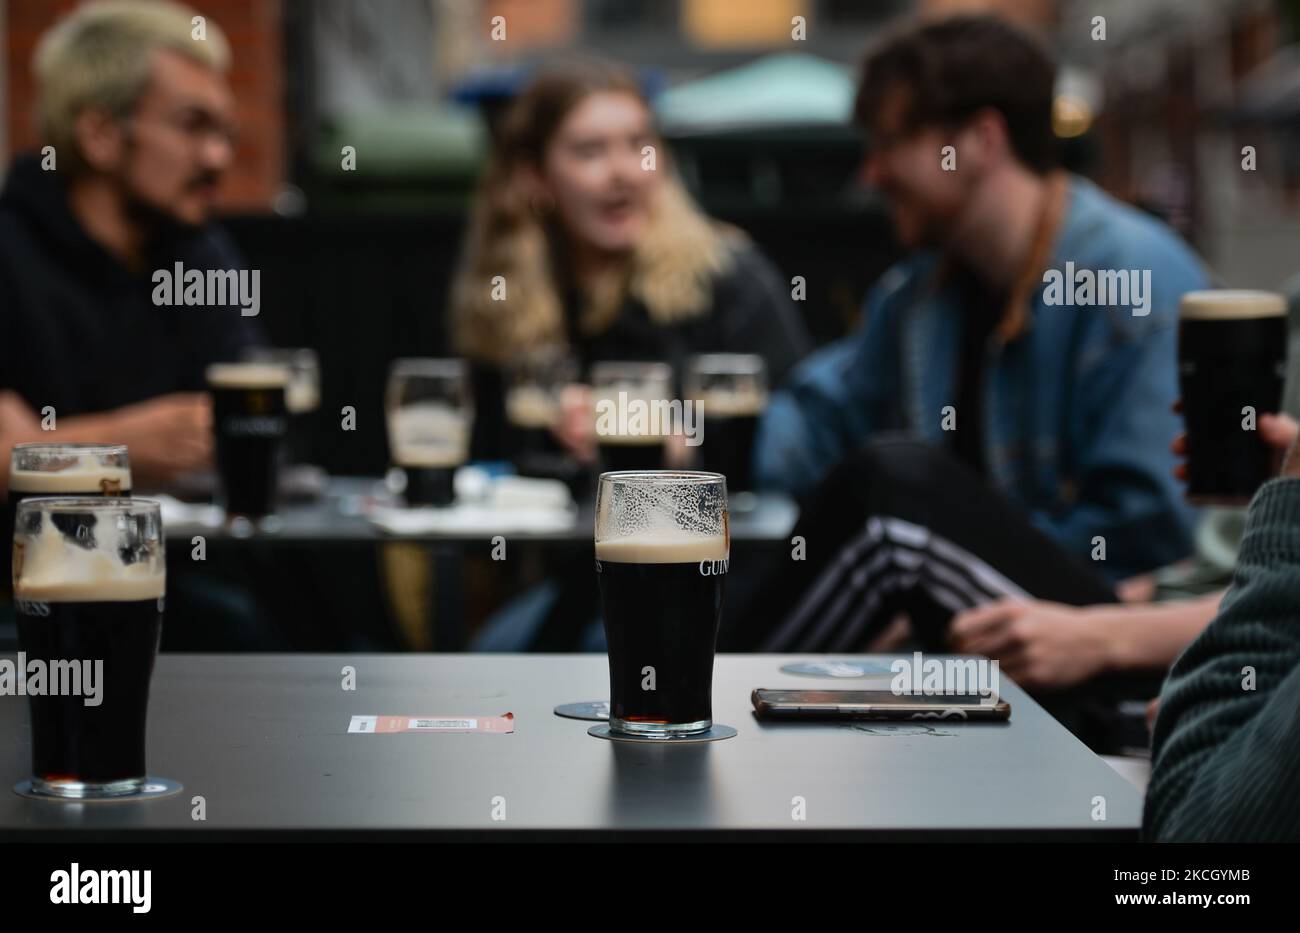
left=386, top=359, right=472, bottom=507
left=592, top=361, right=673, bottom=473
left=685, top=354, right=768, bottom=494
left=506, top=349, right=577, bottom=477
left=207, top=361, right=290, bottom=519
left=240, top=346, right=320, bottom=466
left=13, top=497, right=164, bottom=798
left=596, top=471, right=729, bottom=736
left=1178, top=290, right=1288, bottom=504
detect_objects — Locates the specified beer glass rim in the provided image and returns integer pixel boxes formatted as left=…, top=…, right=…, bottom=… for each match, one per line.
left=1179, top=289, right=1286, bottom=320
left=12, top=442, right=128, bottom=456
left=590, top=360, right=672, bottom=381
left=206, top=360, right=293, bottom=386
left=389, top=357, right=466, bottom=379
left=242, top=345, right=319, bottom=363
left=15, top=496, right=161, bottom=516
left=687, top=353, right=768, bottom=376
left=598, top=470, right=726, bottom=486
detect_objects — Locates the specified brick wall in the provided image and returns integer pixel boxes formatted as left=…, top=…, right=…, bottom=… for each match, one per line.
left=4, top=0, right=284, bottom=210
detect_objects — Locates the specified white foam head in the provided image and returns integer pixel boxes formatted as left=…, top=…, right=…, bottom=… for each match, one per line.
left=206, top=362, right=292, bottom=390
left=596, top=533, right=729, bottom=563
left=9, top=464, right=131, bottom=495
left=506, top=386, right=560, bottom=428
left=387, top=403, right=470, bottom=467
left=13, top=506, right=165, bottom=602
left=1180, top=290, right=1286, bottom=321
left=286, top=380, right=320, bottom=414
left=699, top=387, right=768, bottom=417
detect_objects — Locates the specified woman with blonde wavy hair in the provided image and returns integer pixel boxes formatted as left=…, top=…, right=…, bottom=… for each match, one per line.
left=450, top=58, right=810, bottom=467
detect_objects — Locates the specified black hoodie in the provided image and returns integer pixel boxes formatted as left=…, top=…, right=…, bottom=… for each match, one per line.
left=0, top=154, right=264, bottom=416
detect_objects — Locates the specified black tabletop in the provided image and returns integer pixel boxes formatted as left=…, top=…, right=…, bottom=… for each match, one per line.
left=0, top=653, right=1143, bottom=840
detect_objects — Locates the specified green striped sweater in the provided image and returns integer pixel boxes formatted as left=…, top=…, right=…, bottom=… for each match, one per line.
left=1144, top=478, right=1300, bottom=841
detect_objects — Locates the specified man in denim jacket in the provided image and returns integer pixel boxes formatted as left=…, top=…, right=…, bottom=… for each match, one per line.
left=753, top=16, right=1205, bottom=587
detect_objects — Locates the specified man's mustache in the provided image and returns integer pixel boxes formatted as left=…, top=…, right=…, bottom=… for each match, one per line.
left=187, top=170, right=222, bottom=192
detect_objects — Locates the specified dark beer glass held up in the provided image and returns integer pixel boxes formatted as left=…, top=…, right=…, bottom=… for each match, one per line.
left=1178, top=290, right=1287, bottom=504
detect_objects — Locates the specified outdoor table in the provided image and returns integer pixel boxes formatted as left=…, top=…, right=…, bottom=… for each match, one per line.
left=0, top=653, right=1143, bottom=840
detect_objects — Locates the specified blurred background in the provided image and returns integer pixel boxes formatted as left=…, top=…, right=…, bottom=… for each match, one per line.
left=4, top=0, right=1299, bottom=649
left=4, top=0, right=1298, bottom=474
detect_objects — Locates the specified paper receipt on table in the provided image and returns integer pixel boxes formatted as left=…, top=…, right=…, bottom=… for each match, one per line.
left=348, top=714, right=514, bottom=734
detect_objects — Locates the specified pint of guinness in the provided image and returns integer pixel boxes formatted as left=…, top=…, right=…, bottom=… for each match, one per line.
left=241, top=347, right=321, bottom=466
left=386, top=359, right=472, bottom=507
left=506, top=349, right=577, bottom=479
left=13, top=497, right=165, bottom=798
left=208, top=361, right=291, bottom=518
left=1178, top=290, right=1288, bottom=504
left=595, top=471, right=729, bottom=736
left=686, top=354, right=768, bottom=493
left=592, top=361, right=673, bottom=473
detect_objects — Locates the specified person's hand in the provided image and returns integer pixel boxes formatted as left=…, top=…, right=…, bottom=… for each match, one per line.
left=0, top=390, right=41, bottom=439
left=0, top=391, right=43, bottom=500
left=94, top=393, right=214, bottom=483
left=664, top=432, right=692, bottom=469
left=1146, top=697, right=1160, bottom=736
left=553, top=383, right=597, bottom=465
left=948, top=598, right=1110, bottom=691
left=1171, top=400, right=1298, bottom=482
left=1278, top=420, right=1300, bottom=479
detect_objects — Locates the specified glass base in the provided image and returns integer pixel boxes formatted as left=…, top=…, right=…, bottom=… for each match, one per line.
left=31, top=775, right=145, bottom=799
left=609, top=716, right=711, bottom=737
left=225, top=513, right=282, bottom=537
left=589, top=723, right=736, bottom=743
left=16, top=776, right=183, bottom=802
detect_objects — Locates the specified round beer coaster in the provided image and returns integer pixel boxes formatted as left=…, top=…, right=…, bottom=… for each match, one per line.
left=780, top=660, right=894, bottom=678
left=554, top=701, right=610, bottom=721
left=13, top=777, right=184, bottom=802
left=587, top=724, right=737, bottom=743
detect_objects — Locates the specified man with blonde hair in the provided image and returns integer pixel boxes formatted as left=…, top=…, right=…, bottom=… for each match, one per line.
left=0, top=0, right=264, bottom=487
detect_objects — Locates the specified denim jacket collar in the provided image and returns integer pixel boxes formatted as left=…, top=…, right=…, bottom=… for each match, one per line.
left=900, top=172, right=1075, bottom=493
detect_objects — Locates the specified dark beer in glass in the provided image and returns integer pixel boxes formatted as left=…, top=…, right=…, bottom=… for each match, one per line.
left=208, top=361, right=290, bottom=518
left=596, top=471, right=728, bottom=736
left=13, top=497, right=165, bottom=798
left=686, top=354, right=768, bottom=493
left=385, top=359, right=472, bottom=507
left=241, top=347, right=320, bottom=466
left=592, top=361, right=672, bottom=473
left=506, top=349, right=576, bottom=477
left=1178, top=290, right=1288, bottom=504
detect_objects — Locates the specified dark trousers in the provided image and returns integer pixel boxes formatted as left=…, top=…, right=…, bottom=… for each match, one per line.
left=723, top=436, right=1117, bottom=651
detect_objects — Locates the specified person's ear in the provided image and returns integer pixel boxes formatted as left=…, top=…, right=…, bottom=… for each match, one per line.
left=959, top=107, right=1011, bottom=173
left=514, top=160, right=556, bottom=216
left=72, top=109, right=128, bottom=173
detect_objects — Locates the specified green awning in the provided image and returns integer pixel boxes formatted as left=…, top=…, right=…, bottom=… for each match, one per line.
left=655, top=53, right=855, bottom=134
